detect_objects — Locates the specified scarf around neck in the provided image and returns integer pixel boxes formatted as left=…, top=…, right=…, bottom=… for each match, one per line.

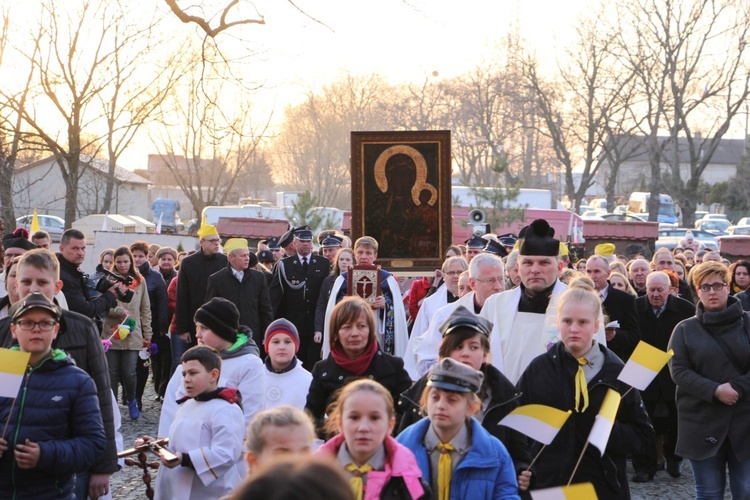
left=331, top=340, right=378, bottom=376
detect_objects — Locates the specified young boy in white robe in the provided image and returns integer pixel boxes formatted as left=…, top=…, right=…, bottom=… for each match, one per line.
left=146, top=345, right=245, bottom=500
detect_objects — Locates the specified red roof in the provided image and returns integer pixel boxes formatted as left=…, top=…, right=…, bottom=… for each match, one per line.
left=216, top=217, right=289, bottom=238
left=718, top=236, right=750, bottom=258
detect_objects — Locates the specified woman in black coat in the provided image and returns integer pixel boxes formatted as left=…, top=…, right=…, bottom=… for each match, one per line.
left=668, top=261, right=750, bottom=499
left=517, top=279, right=653, bottom=499
left=396, top=305, right=532, bottom=493
left=305, top=296, right=411, bottom=438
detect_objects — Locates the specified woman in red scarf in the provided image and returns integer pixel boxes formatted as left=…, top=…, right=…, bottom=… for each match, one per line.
left=305, top=296, right=412, bottom=438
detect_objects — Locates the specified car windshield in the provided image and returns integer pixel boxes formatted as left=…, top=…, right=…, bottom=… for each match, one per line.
left=658, top=204, right=676, bottom=217
left=733, top=226, right=750, bottom=235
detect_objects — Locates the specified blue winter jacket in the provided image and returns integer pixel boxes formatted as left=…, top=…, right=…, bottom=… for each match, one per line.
left=0, top=349, right=106, bottom=500
left=397, top=417, right=520, bottom=500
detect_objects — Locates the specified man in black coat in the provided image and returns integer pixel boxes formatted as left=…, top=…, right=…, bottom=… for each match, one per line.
left=57, top=229, right=122, bottom=320
left=587, top=256, right=641, bottom=362
left=206, top=238, right=273, bottom=356
left=172, top=224, right=228, bottom=372
left=652, top=249, right=694, bottom=303
left=631, top=271, right=696, bottom=482
left=269, top=227, right=330, bottom=370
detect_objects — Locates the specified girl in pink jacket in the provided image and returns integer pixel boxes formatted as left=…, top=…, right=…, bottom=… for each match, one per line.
left=316, top=379, right=430, bottom=500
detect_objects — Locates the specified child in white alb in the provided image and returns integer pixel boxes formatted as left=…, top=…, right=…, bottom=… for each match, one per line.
left=262, top=319, right=312, bottom=410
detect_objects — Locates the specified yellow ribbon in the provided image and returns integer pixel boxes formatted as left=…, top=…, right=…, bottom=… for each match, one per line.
left=346, top=463, right=373, bottom=500
left=575, top=357, right=589, bottom=413
left=436, top=442, right=456, bottom=500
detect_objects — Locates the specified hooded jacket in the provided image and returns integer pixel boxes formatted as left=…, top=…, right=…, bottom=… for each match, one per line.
left=317, top=434, right=429, bottom=500
left=159, top=331, right=264, bottom=437
left=396, top=417, right=520, bottom=500
left=396, top=363, right=531, bottom=474
left=0, top=349, right=106, bottom=499
left=0, top=310, right=118, bottom=475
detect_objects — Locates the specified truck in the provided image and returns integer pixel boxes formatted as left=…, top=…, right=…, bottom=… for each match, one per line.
left=151, top=198, right=184, bottom=233
left=627, top=192, right=678, bottom=226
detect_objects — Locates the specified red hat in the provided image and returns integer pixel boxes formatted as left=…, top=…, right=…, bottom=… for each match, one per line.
left=264, top=318, right=300, bottom=353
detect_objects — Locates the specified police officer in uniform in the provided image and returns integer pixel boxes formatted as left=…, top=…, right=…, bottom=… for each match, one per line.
left=269, top=226, right=331, bottom=370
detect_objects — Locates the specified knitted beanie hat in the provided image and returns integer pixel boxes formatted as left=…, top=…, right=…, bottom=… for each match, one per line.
left=194, top=297, right=239, bottom=344
left=264, top=318, right=300, bottom=353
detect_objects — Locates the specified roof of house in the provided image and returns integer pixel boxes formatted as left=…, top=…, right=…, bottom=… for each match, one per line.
left=18, top=154, right=151, bottom=185
left=216, top=217, right=290, bottom=239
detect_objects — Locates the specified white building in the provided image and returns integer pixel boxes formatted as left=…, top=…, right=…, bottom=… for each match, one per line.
left=14, top=155, right=151, bottom=221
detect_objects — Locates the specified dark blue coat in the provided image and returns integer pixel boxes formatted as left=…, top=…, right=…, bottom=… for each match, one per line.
left=0, top=349, right=106, bottom=499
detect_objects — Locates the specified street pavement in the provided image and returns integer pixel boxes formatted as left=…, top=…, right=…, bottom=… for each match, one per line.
left=110, top=381, right=714, bottom=499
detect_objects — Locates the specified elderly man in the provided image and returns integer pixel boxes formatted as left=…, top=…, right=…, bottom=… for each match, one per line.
left=631, top=272, right=695, bottom=483
left=586, top=255, right=641, bottom=361
left=206, top=238, right=273, bottom=355
left=482, top=219, right=607, bottom=384
left=410, top=256, right=468, bottom=339
left=172, top=224, right=228, bottom=372
left=629, top=258, right=651, bottom=296
left=408, top=253, right=506, bottom=379
left=652, top=248, right=693, bottom=302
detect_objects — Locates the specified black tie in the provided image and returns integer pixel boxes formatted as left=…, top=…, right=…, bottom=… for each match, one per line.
left=302, top=256, right=309, bottom=273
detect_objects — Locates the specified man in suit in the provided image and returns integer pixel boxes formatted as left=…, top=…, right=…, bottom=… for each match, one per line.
left=586, top=255, right=641, bottom=362
left=269, top=226, right=330, bottom=370
left=631, top=271, right=695, bottom=482
left=206, top=238, right=273, bottom=356
left=629, top=258, right=651, bottom=297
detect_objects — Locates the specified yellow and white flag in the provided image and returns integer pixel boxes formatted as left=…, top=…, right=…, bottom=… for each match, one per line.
left=588, top=388, right=621, bottom=456
left=618, top=341, right=674, bottom=391
left=530, top=482, right=597, bottom=500
left=0, top=348, right=31, bottom=398
left=30, top=209, right=41, bottom=233
left=498, top=404, right=572, bottom=445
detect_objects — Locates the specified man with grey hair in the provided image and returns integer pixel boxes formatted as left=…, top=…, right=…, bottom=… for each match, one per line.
left=631, top=271, right=695, bottom=482
left=406, top=253, right=505, bottom=379
left=482, top=219, right=607, bottom=384
left=586, top=255, right=641, bottom=362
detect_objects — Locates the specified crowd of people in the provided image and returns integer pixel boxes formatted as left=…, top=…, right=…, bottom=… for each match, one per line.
left=0, top=220, right=748, bottom=499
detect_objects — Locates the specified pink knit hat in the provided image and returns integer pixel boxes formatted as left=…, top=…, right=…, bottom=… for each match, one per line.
left=264, top=318, right=300, bottom=353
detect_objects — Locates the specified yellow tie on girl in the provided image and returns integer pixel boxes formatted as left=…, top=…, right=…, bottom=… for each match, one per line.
left=436, top=442, right=456, bottom=500
left=346, top=463, right=373, bottom=500
left=575, top=357, right=589, bottom=413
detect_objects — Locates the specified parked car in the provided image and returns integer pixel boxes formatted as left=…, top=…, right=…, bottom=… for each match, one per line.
left=656, top=228, right=719, bottom=251
left=581, top=209, right=606, bottom=220
left=600, top=213, right=647, bottom=222
left=15, top=214, right=65, bottom=242
left=727, top=225, right=750, bottom=236
left=694, top=211, right=709, bottom=221
left=695, top=219, right=731, bottom=235
left=735, top=217, right=750, bottom=227
left=701, top=213, right=729, bottom=221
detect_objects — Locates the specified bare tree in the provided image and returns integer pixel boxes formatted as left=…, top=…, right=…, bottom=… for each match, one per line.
left=524, top=11, right=638, bottom=212
left=273, top=73, right=389, bottom=208
left=385, top=73, right=452, bottom=131
left=615, top=0, right=750, bottom=226
left=151, top=60, right=269, bottom=216
left=98, top=8, right=188, bottom=213
left=1, top=0, right=164, bottom=227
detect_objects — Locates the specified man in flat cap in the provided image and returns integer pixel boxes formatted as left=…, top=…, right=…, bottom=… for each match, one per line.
left=269, top=225, right=330, bottom=370
left=172, top=223, right=227, bottom=372
left=407, top=253, right=505, bottom=379
left=206, top=238, right=273, bottom=355
left=481, top=219, right=606, bottom=384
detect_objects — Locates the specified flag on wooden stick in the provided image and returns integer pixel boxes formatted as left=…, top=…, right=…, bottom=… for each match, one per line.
left=499, top=404, right=572, bottom=445
left=588, top=388, right=621, bottom=456
left=0, top=348, right=31, bottom=398
left=618, top=341, right=674, bottom=391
